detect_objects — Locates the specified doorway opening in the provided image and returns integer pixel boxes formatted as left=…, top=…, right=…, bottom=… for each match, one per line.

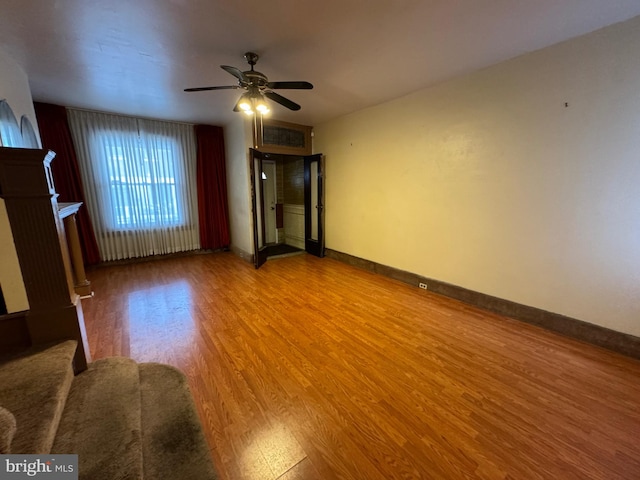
left=250, top=150, right=323, bottom=267
left=262, top=243, right=303, bottom=258
left=262, top=154, right=305, bottom=260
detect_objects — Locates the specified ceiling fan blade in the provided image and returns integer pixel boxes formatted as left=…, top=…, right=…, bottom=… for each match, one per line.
left=264, top=91, right=301, bottom=111
left=184, top=85, right=240, bottom=92
left=267, top=81, right=313, bottom=90
left=221, top=65, right=247, bottom=82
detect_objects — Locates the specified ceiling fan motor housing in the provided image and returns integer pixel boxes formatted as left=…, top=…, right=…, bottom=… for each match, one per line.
left=244, top=71, right=269, bottom=89
left=244, top=52, right=260, bottom=66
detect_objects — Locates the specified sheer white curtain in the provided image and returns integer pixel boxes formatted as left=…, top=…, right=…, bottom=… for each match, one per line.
left=68, top=109, right=200, bottom=261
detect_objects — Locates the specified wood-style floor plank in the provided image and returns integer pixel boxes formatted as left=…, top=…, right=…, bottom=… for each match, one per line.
left=83, top=252, right=640, bottom=480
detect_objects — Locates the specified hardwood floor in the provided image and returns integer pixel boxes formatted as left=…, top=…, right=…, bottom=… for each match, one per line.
left=83, top=252, right=640, bottom=480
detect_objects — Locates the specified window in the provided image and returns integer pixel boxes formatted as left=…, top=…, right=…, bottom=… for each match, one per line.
left=256, top=118, right=312, bottom=155
left=20, top=116, right=40, bottom=148
left=0, top=100, right=23, bottom=148
left=101, top=138, right=182, bottom=229
left=68, top=109, right=199, bottom=261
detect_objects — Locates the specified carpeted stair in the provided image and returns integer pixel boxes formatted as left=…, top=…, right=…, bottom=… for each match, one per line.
left=0, top=341, right=218, bottom=479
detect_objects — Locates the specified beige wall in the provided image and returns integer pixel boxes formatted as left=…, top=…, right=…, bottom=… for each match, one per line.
left=314, top=16, right=640, bottom=337
left=0, top=47, right=39, bottom=313
left=0, top=49, right=40, bottom=138
left=224, top=116, right=254, bottom=259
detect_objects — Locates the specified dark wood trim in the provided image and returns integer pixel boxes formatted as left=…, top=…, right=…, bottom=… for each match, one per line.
left=325, top=248, right=640, bottom=360
left=250, top=149, right=268, bottom=269
left=255, top=119, right=312, bottom=156
left=0, top=310, right=30, bottom=353
left=303, top=154, right=324, bottom=258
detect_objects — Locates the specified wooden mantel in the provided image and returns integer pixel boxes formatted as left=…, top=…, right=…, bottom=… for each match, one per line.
left=58, top=202, right=92, bottom=297
left=0, top=147, right=90, bottom=371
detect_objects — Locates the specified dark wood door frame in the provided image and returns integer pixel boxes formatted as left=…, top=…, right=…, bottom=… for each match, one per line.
left=250, top=148, right=268, bottom=268
left=304, top=154, right=324, bottom=258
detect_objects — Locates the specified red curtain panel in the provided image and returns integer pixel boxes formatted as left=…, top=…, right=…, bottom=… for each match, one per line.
left=194, top=124, right=230, bottom=250
left=34, top=102, right=101, bottom=264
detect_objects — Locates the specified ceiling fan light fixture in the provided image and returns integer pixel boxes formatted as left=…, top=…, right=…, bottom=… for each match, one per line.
left=237, top=91, right=270, bottom=115
left=255, top=98, right=270, bottom=114
left=238, top=93, right=253, bottom=111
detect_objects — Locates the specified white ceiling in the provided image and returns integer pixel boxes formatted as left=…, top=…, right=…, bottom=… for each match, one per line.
left=2, top=0, right=640, bottom=127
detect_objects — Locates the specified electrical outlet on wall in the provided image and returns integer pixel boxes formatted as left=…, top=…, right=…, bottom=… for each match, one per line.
left=419, top=283, right=428, bottom=290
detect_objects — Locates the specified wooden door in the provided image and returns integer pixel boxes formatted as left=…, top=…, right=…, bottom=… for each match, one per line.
left=304, top=154, right=324, bottom=257
left=262, top=160, right=277, bottom=244
left=250, top=149, right=268, bottom=268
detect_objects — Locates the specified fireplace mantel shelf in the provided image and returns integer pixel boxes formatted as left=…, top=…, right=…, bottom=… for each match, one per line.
left=58, top=202, right=82, bottom=219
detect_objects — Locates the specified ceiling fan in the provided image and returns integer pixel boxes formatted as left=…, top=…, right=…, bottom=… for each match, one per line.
left=184, top=52, right=313, bottom=114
